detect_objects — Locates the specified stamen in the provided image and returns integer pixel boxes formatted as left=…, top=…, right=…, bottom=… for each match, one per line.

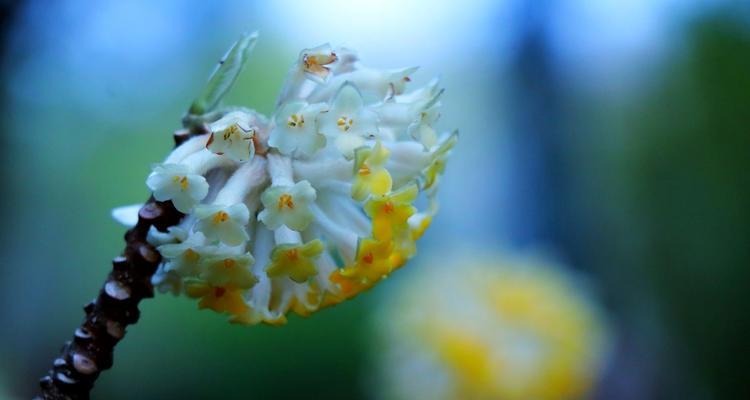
left=214, top=287, right=226, bottom=298
left=223, top=259, right=236, bottom=268
left=337, top=116, right=354, bottom=132
left=287, top=114, right=305, bottom=128
left=277, top=193, right=295, bottom=210
left=287, top=249, right=299, bottom=261
left=363, top=252, right=374, bottom=264
left=302, top=51, right=338, bottom=77
left=212, top=211, right=230, bottom=224
left=358, top=164, right=371, bottom=176
left=383, top=202, right=394, bottom=214
left=302, top=54, right=315, bottom=69
left=223, top=125, right=240, bottom=140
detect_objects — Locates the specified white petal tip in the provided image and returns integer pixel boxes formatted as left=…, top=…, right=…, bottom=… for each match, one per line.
left=111, top=204, right=142, bottom=227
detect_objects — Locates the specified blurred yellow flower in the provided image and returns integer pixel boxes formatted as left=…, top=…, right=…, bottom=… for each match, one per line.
left=373, top=253, right=609, bottom=400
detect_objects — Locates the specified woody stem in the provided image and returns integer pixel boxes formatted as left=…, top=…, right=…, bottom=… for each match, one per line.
left=35, top=199, right=183, bottom=400
left=34, top=127, right=205, bottom=400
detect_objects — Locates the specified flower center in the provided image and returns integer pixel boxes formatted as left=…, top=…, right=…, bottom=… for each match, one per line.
left=173, top=175, right=189, bottom=191
left=214, top=287, right=226, bottom=298
left=286, top=249, right=299, bottom=261
left=287, top=113, right=305, bottom=128
left=184, top=248, right=200, bottom=262
left=358, top=164, right=371, bottom=176
left=223, top=124, right=240, bottom=140
left=212, top=211, right=230, bottom=224
left=277, top=193, right=295, bottom=210
left=302, top=52, right=338, bottom=76
left=362, top=252, right=374, bottom=264
left=337, top=116, right=354, bottom=132
left=223, top=259, right=236, bottom=268
left=383, top=202, right=394, bottom=214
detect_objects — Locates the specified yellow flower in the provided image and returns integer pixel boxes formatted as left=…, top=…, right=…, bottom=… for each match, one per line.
left=364, top=183, right=418, bottom=242
left=409, top=214, right=432, bottom=241
left=373, top=254, right=609, bottom=400
left=423, top=158, right=445, bottom=191
left=351, top=141, right=392, bottom=201
left=266, top=239, right=325, bottom=283
left=199, top=254, right=258, bottom=289
left=333, top=239, right=393, bottom=293
left=185, top=281, right=249, bottom=316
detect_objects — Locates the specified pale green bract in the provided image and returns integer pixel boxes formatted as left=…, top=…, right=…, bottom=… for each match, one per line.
left=189, top=32, right=259, bottom=115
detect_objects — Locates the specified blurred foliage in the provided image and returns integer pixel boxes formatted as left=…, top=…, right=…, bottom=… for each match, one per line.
left=95, top=296, right=370, bottom=399
left=622, top=15, right=750, bottom=398
left=571, top=12, right=750, bottom=399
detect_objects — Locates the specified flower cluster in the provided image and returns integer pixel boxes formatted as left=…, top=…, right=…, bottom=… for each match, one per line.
left=373, top=254, right=609, bottom=400
left=115, top=41, right=455, bottom=325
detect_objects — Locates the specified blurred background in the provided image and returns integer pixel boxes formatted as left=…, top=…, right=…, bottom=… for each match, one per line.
left=1, top=0, right=748, bottom=398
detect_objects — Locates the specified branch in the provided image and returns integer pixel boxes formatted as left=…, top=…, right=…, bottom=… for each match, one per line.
left=34, top=127, right=208, bottom=399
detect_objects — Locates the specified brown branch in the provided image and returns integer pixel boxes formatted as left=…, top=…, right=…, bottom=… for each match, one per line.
left=35, top=199, right=183, bottom=400
left=35, top=127, right=208, bottom=399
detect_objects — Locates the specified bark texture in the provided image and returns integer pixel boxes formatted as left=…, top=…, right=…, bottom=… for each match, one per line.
left=35, top=128, right=206, bottom=399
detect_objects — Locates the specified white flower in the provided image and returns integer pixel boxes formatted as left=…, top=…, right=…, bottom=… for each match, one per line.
left=374, top=78, right=443, bottom=141
left=318, top=82, right=379, bottom=157
left=147, top=225, right=189, bottom=246
left=407, top=104, right=440, bottom=149
left=330, top=46, right=358, bottom=75
left=146, top=164, right=209, bottom=213
left=299, top=43, right=338, bottom=82
left=267, top=102, right=327, bottom=157
left=257, top=180, right=316, bottom=231
left=121, top=38, right=457, bottom=325
left=151, top=265, right=183, bottom=295
left=277, top=44, right=338, bottom=105
left=157, top=231, right=209, bottom=277
left=206, top=111, right=256, bottom=162
left=194, top=203, right=250, bottom=246
left=149, top=226, right=192, bottom=294
left=307, top=66, right=419, bottom=103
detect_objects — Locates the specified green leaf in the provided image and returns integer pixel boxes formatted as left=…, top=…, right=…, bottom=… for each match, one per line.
left=189, top=31, right=259, bottom=116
